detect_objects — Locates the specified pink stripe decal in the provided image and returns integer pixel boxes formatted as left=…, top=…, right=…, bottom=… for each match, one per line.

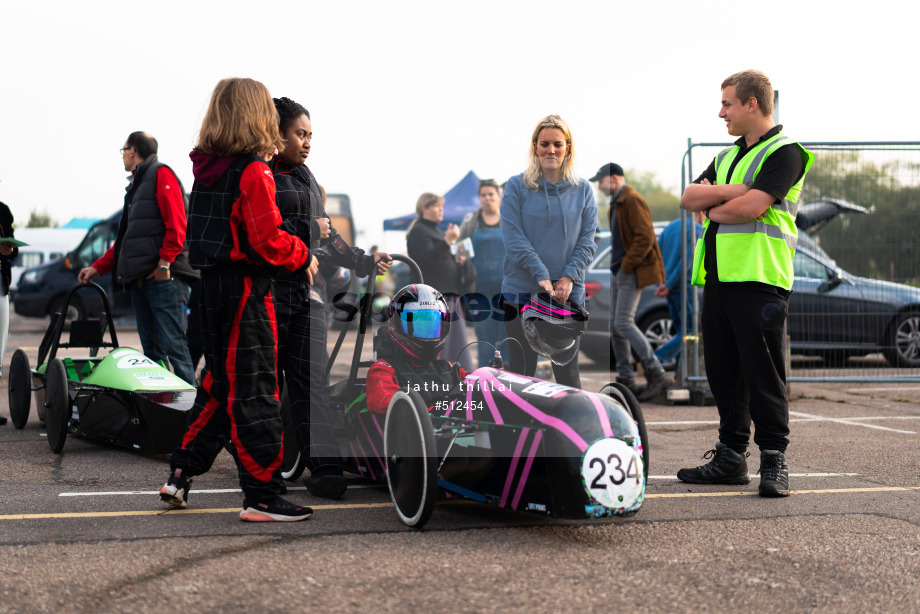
left=589, top=393, right=614, bottom=438
left=481, top=372, right=588, bottom=452
left=351, top=438, right=376, bottom=481
left=478, top=373, right=504, bottom=425
left=511, top=430, right=544, bottom=510
left=372, top=413, right=384, bottom=438
left=465, top=377, right=474, bottom=420
left=359, top=415, right=384, bottom=466
left=522, top=303, right=577, bottom=317
left=499, top=428, right=531, bottom=508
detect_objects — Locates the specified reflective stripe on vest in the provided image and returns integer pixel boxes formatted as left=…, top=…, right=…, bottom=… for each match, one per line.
left=691, top=132, right=814, bottom=290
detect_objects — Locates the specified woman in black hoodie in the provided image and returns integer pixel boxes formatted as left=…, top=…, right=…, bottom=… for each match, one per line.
left=0, top=200, right=18, bottom=426
left=269, top=96, right=390, bottom=500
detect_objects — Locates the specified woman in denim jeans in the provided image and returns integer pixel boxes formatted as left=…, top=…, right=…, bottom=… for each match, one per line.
left=456, top=180, right=506, bottom=368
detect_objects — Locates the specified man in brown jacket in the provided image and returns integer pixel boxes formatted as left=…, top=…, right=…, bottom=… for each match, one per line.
left=591, top=163, right=672, bottom=402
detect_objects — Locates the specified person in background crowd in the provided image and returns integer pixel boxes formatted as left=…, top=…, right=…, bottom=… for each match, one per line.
left=677, top=69, right=814, bottom=498
left=78, top=131, right=198, bottom=386
left=500, top=114, right=597, bottom=388
left=407, top=193, right=475, bottom=371
left=590, top=162, right=671, bottom=402
left=653, top=211, right=704, bottom=369
left=0, top=198, right=18, bottom=426
left=456, top=179, right=506, bottom=368
left=159, top=77, right=315, bottom=522
left=269, top=96, right=390, bottom=500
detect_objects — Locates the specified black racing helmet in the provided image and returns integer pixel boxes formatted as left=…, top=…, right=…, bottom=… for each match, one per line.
left=520, top=293, right=588, bottom=366
left=387, top=284, right=451, bottom=362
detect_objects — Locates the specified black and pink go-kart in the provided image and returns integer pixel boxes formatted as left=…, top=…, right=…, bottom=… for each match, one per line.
left=281, top=255, right=648, bottom=529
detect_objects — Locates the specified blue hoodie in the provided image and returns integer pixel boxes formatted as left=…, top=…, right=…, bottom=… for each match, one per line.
left=500, top=173, right=598, bottom=304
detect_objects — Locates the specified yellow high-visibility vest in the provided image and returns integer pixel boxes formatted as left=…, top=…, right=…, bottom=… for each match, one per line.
left=691, top=132, right=814, bottom=290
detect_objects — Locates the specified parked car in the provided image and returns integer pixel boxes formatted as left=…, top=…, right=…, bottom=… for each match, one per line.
left=580, top=200, right=920, bottom=369
left=9, top=228, right=87, bottom=293
left=13, top=211, right=131, bottom=323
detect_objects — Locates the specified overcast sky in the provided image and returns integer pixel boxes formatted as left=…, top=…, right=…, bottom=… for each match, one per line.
left=1, top=0, right=916, bottom=251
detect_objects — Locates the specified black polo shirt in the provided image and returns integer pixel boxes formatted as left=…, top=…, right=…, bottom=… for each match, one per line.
left=695, top=124, right=806, bottom=284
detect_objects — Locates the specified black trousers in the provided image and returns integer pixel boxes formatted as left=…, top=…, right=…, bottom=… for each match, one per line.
left=277, top=299, right=341, bottom=476
left=501, top=300, right=581, bottom=389
left=702, top=282, right=790, bottom=454
left=170, top=271, right=284, bottom=503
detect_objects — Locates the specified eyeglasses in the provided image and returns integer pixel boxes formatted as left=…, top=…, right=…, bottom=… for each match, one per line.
left=119, top=147, right=131, bottom=153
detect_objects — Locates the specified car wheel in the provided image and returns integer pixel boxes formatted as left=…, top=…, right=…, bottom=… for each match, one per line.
left=50, top=296, right=86, bottom=330
left=637, top=308, right=675, bottom=353
left=884, top=311, right=920, bottom=369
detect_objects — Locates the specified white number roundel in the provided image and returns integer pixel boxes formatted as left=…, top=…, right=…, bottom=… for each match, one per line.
left=581, top=438, right=644, bottom=509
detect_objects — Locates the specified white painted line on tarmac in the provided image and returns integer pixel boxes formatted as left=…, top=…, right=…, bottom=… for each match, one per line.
left=58, top=484, right=380, bottom=497
left=789, top=411, right=916, bottom=434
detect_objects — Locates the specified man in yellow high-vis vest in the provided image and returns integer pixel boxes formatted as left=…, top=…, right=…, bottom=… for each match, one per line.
left=676, top=70, right=814, bottom=498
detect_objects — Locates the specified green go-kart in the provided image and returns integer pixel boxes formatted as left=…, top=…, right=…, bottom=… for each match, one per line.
left=7, top=282, right=196, bottom=454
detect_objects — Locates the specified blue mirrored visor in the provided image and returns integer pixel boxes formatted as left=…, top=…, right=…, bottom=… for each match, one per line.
left=400, top=309, right=443, bottom=339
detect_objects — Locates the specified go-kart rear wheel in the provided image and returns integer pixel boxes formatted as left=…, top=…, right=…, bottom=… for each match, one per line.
left=280, top=386, right=307, bottom=481
left=599, top=383, right=649, bottom=478
left=384, top=391, right=437, bottom=528
left=8, top=349, right=32, bottom=429
left=44, top=359, right=70, bottom=453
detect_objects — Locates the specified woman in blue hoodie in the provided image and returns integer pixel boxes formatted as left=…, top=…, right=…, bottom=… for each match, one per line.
left=500, top=115, right=598, bottom=388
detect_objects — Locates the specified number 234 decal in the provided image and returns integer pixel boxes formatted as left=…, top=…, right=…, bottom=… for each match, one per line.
left=581, top=438, right=644, bottom=509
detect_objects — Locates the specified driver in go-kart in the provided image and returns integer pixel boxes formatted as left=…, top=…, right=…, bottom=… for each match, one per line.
left=367, top=284, right=470, bottom=413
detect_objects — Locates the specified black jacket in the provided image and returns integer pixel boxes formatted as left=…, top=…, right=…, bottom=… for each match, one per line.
left=114, top=155, right=198, bottom=284
left=0, top=202, right=19, bottom=295
left=407, top=218, right=462, bottom=295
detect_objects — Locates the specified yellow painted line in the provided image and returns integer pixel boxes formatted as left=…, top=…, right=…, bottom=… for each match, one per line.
left=2, top=487, right=919, bottom=521
left=0, top=502, right=395, bottom=521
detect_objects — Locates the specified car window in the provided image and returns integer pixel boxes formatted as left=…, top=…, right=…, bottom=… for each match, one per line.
left=793, top=250, right=829, bottom=280
left=592, top=246, right=611, bottom=271
left=75, top=223, right=115, bottom=267
left=17, top=251, right=44, bottom=269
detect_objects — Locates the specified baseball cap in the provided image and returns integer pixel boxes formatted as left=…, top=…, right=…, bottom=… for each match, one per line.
left=589, top=163, right=624, bottom=182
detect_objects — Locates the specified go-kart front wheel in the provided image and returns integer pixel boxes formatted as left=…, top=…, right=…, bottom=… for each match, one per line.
left=8, top=349, right=32, bottom=429
left=384, top=391, right=437, bottom=528
left=44, top=358, right=70, bottom=453
left=600, top=383, right=650, bottom=478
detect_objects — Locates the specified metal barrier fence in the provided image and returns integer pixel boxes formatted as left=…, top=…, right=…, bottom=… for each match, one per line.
left=678, top=140, right=920, bottom=386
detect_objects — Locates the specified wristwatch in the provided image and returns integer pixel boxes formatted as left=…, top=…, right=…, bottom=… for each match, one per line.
left=158, top=264, right=170, bottom=272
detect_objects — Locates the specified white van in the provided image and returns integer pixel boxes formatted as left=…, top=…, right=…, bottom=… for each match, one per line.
left=10, top=228, right=87, bottom=292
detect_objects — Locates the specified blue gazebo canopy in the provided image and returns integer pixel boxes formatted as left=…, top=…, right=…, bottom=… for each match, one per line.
left=383, top=170, right=481, bottom=231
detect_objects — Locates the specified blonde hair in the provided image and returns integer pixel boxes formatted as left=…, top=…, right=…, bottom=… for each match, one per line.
left=722, top=70, right=774, bottom=117
left=194, top=78, right=282, bottom=156
left=407, top=192, right=444, bottom=233
left=523, top=114, right=579, bottom=189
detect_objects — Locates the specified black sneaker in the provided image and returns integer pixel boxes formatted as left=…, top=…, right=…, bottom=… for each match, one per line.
left=303, top=474, right=348, bottom=500
left=159, top=468, right=192, bottom=509
left=616, top=377, right=646, bottom=397
left=637, top=370, right=673, bottom=403
left=758, top=450, right=790, bottom=497
left=0, top=414, right=7, bottom=426
left=677, top=443, right=751, bottom=485
left=240, top=497, right=313, bottom=522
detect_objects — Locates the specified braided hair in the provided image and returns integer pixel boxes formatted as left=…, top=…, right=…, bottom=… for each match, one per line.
left=272, top=97, right=310, bottom=134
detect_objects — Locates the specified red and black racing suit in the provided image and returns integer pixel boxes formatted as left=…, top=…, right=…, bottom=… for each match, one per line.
left=169, top=152, right=310, bottom=503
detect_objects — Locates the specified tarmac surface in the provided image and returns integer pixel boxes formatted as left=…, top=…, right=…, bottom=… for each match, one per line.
left=1, top=312, right=919, bottom=613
